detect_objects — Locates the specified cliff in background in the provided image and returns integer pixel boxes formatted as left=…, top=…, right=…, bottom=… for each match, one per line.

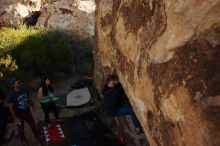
left=37, top=0, right=95, bottom=38
left=0, top=0, right=41, bottom=27
left=94, top=0, right=220, bottom=146
left=0, top=0, right=95, bottom=38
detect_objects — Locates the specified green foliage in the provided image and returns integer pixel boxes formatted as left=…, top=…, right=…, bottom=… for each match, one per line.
left=71, top=37, right=94, bottom=75
left=13, top=31, right=74, bottom=78
left=0, top=54, right=18, bottom=78
left=0, top=23, right=42, bottom=51
left=0, top=24, right=94, bottom=81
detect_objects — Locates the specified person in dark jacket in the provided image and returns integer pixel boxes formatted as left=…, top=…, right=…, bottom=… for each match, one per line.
left=102, top=75, right=140, bottom=129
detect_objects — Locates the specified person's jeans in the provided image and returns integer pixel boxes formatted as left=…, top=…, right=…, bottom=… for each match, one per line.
left=115, top=107, right=140, bottom=128
left=16, top=109, right=38, bottom=142
left=40, top=101, right=59, bottom=124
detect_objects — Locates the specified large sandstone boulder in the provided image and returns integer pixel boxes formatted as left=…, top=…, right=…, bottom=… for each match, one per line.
left=0, top=0, right=41, bottom=27
left=94, top=0, right=220, bottom=146
left=37, top=0, right=96, bottom=38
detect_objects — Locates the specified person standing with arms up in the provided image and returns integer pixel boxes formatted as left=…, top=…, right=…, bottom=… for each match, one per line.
left=37, top=77, right=60, bottom=128
left=6, top=77, right=38, bottom=146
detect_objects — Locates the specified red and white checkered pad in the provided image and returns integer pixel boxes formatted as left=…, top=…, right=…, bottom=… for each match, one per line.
left=43, top=123, right=65, bottom=143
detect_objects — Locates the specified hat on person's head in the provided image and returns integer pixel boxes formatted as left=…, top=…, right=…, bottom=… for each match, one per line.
left=9, top=77, right=20, bottom=86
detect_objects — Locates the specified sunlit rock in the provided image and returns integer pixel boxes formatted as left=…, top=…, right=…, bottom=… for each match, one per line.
left=0, top=0, right=41, bottom=27
left=37, top=0, right=95, bottom=38
left=94, top=0, right=220, bottom=146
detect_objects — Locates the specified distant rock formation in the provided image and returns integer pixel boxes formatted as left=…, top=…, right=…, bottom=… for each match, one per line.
left=37, top=0, right=95, bottom=38
left=0, top=0, right=41, bottom=27
left=94, top=0, right=220, bottom=146
left=0, top=0, right=95, bottom=39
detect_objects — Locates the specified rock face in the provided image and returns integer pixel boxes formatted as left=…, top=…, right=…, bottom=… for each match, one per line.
left=0, top=0, right=41, bottom=27
left=94, top=0, right=220, bottom=146
left=37, top=0, right=96, bottom=38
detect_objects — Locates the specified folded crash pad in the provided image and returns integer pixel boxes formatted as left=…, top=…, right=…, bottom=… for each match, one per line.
left=66, top=87, right=91, bottom=107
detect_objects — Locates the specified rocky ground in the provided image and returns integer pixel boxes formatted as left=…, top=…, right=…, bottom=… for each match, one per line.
left=2, top=76, right=148, bottom=146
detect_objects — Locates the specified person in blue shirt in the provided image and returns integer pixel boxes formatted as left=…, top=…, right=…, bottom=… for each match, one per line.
left=102, top=75, right=141, bottom=131
left=6, top=77, right=38, bottom=146
left=37, top=77, right=60, bottom=127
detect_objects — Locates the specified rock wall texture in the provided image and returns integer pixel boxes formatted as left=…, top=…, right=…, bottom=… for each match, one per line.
left=37, top=0, right=96, bottom=38
left=0, top=0, right=41, bottom=27
left=94, top=0, right=220, bottom=146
